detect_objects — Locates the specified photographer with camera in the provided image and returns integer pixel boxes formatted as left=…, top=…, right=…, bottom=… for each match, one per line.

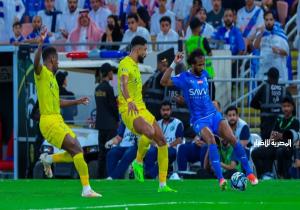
left=252, top=97, right=300, bottom=179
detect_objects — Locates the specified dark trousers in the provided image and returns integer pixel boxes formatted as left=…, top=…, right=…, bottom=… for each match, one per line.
left=251, top=145, right=293, bottom=179
left=177, top=143, right=208, bottom=171
left=98, top=129, right=117, bottom=178
left=106, top=146, right=137, bottom=179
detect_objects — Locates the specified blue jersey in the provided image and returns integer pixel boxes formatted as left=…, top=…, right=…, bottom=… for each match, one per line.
left=171, top=70, right=216, bottom=125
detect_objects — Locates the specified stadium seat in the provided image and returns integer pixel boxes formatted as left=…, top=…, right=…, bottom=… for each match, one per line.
left=277, top=1, right=288, bottom=26
left=21, top=23, right=33, bottom=38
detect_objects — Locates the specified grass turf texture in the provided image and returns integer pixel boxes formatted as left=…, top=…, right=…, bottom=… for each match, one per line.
left=0, top=180, right=300, bottom=210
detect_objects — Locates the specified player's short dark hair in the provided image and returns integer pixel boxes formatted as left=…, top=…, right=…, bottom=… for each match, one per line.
left=130, top=36, right=147, bottom=49
left=224, top=8, right=235, bottom=14
left=187, top=49, right=205, bottom=65
left=264, top=11, right=274, bottom=19
left=161, top=100, right=172, bottom=108
left=127, top=13, right=139, bottom=22
left=13, top=21, right=22, bottom=28
left=160, top=16, right=171, bottom=25
left=42, top=47, right=57, bottom=62
left=282, top=96, right=295, bottom=106
left=225, top=106, right=238, bottom=115
left=190, top=17, right=201, bottom=31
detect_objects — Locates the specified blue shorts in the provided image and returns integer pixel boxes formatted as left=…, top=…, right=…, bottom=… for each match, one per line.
left=192, top=112, right=224, bottom=135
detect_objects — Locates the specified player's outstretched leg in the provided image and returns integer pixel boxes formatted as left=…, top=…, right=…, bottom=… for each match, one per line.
left=152, top=122, right=176, bottom=192
left=201, top=127, right=227, bottom=191
left=62, top=134, right=102, bottom=197
left=39, top=151, right=73, bottom=178
left=218, top=121, right=258, bottom=186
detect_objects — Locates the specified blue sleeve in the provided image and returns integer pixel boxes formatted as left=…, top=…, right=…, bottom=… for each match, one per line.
left=175, top=122, right=184, bottom=138
left=212, top=28, right=221, bottom=40
left=236, top=30, right=245, bottom=52
left=230, top=151, right=239, bottom=163
left=9, top=38, right=14, bottom=44
left=171, top=73, right=185, bottom=89
left=117, top=122, right=126, bottom=138
left=239, top=125, right=250, bottom=141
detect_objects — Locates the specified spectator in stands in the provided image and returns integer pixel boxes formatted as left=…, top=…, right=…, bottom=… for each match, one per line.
left=100, top=15, right=123, bottom=50
left=156, top=16, right=179, bottom=52
left=222, top=0, right=245, bottom=13
left=172, top=0, right=193, bottom=24
left=184, top=0, right=202, bottom=33
left=261, top=0, right=279, bottom=20
left=202, top=0, right=213, bottom=13
left=252, top=96, right=299, bottom=179
left=89, top=0, right=111, bottom=32
left=236, top=0, right=264, bottom=47
left=144, top=101, right=184, bottom=179
left=37, top=0, right=62, bottom=39
left=250, top=67, right=291, bottom=141
left=9, top=21, right=24, bottom=44
left=186, top=8, right=215, bottom=39
left=0, top=0, right=25, bottom=42
left=67, top=9, right=103, bottom=51
left=254, top=11, right=289, bottom=82
left=23, top=0, right=43, bottom=19
left=120, top=0, right=142, bottom=30
left=225, top=106, right=251, bottom=157
left=26, top=16, right=51, bottom=44
left=105, top=121, right=138, bottom=179
left=55, top=71, right=78, bottom=124
left=204, top=138, right=241, bottom=179
left=207, top=0, right=224, bottom=29
left=120, top=13, right=151, bottom=51
left=137, top=6, right=151, bottom=30
left=296, top=0, right=300, bottom=120
left=60, top=0, right=80, bottom=40
left=213, top=8, right=245, bottom=55
left=143, top=49, right=173, bottom=120
left=144, top=0, right=173, bottom=16
left=185, top=17, right=215, bottom=99
left=150, top=0, right=176, bottom=37
left=95, top=63, right=119, bottom=178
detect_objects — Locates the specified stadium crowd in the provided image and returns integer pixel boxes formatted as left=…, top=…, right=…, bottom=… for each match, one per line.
left=1, top=0, right=300, bottom=180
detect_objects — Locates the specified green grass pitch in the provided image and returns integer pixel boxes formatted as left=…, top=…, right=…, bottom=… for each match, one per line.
left=0, top=179, right=300, bottom=210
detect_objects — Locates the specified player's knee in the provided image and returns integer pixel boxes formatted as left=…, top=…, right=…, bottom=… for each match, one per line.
left=206, top=136, right=216, bottom=145
left=156, top=137, right=167, bottom=147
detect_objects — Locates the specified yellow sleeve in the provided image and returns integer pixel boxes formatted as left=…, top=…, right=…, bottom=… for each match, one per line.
left=34, top=65, right=45, bottom=80
left=118, top=60, right=130, bottom=77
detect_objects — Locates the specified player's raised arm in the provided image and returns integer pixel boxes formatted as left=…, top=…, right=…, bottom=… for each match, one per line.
left=33, top=28, right=47, bottom=75
left=160, top=52, right=183, bottom=87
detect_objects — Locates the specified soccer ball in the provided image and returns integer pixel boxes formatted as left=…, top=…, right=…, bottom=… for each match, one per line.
left=230, top=172, right=247, bottom=191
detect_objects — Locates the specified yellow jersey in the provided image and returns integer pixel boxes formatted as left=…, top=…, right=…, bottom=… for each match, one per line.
left=117, top=56, right=146, bottom=113
left=34, top=65, right=60, bottom=115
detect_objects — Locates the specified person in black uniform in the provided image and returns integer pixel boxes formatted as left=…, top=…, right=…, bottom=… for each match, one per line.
left=143, top=48, right=175, bottom=120
left=252, top=96, right=299, bottom=179
left=56, top=71, right=78, bottom=124
left=250, top=67, right=291, bottom=141
left=95, top=63, right=119, bottom=178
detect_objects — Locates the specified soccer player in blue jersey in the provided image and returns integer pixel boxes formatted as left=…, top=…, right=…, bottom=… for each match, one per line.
left=160, top=49, right=258, bottom=190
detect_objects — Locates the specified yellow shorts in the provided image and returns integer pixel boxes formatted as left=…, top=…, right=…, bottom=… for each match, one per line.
left=120, top=108, right=155, bottom=135
left=39, top=114, right=76, bottom=149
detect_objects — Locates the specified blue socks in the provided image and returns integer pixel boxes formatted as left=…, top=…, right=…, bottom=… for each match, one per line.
left=209, top=144, right=223, bottom=180
left=233, top=142, right=253, bottom=176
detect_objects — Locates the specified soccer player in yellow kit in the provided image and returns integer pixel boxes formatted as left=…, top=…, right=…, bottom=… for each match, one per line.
left=118, top=36, right=176, bottom=192
left=34, top=33, right=101, bottom=197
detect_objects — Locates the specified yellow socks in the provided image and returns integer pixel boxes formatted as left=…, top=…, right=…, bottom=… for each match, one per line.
left=52, top=152, right=73, bottom=163
left=73, top=153, right=90, bottom=187
left=136, top=135, right=151, bottom=163
left=157, top=144, right=168, bottom=184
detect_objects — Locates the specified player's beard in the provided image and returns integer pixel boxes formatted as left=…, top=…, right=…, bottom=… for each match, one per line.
left=138, top=55, right=145, bottom=63
left=229, top=120, right=237, bottom=127
left=266, top=24, right=274, bottom=31
left=224, top=20, right=233, bottom=28
left=162, top=114, right=170, bottom=121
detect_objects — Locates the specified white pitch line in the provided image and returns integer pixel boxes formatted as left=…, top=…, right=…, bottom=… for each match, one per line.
left=28, top=201, right=263, bottom=210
